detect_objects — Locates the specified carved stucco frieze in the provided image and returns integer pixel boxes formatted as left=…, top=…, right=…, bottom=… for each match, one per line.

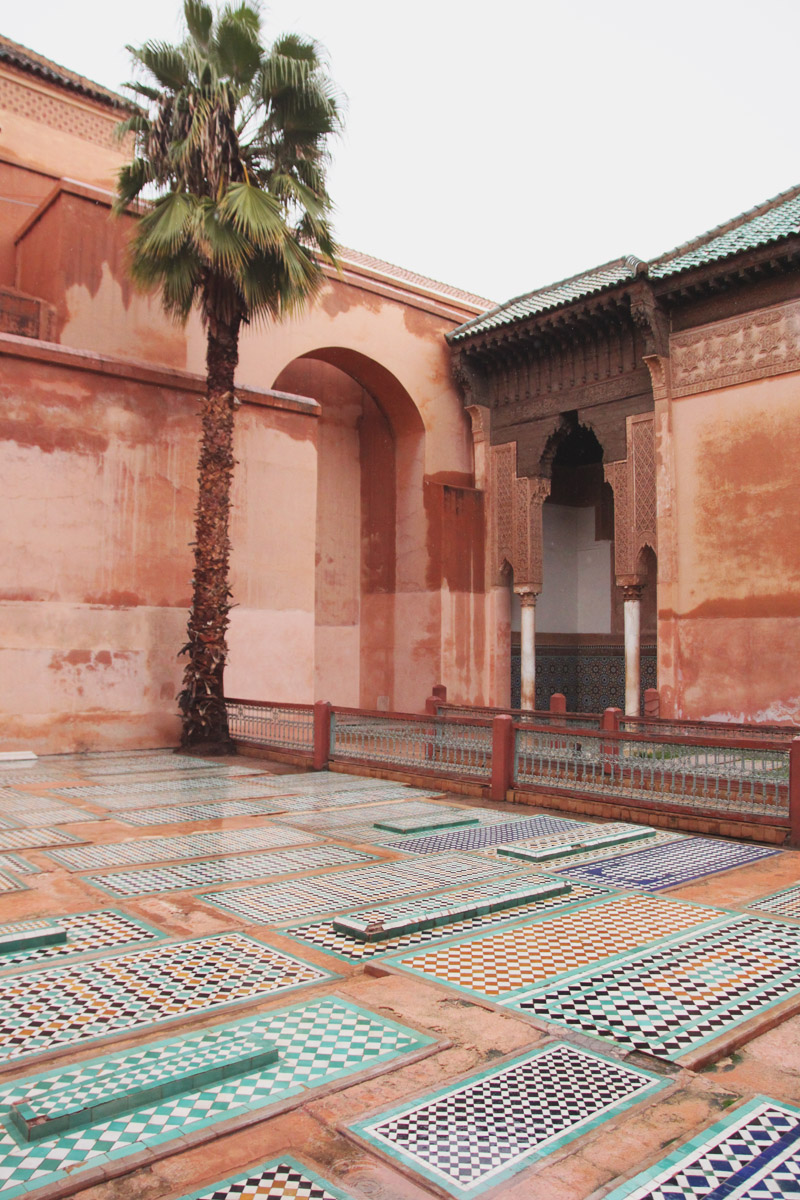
left=489, top=442, right=549, bottom=589
left=605, top=413, right=657, bottom=585
left=671, top=298, right=800, bottom=397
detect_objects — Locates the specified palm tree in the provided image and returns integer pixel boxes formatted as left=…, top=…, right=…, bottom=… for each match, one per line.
left=115, top=0, right=341, bottom=749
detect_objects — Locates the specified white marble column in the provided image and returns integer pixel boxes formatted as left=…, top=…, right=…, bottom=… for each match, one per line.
left=518, top=590, right=537, bottom=711
left=623, top=584, right=643, bottom=716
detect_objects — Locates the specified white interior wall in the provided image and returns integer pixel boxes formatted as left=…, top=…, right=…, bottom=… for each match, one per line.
left=537, top=503, right=612, bottom=634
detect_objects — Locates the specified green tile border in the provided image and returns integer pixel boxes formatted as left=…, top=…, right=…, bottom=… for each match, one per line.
left=349, top=1040, right=668, bottom=1200
left=0, top=907, right=168, bottom=975
left=172, top=1154, right=356, bottom=1200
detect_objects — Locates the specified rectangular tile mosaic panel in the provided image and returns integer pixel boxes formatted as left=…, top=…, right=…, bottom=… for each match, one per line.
left=477, top=828, right=685, bottom=867
left=0, top=870, right=26, bottom=895
left=177, top=1158, right=354, bottom=1200
left=0, top=804, right=96, bottom=828
left=283, top=882, right=611, bottom=962
left=748, top=882, right=800, bottom=918
left=604, top=1095, right=800, bottom=1199
left=204, top=852, right=534, bottom=925
left=0, top=910, right=161, bottom=971
left=121, top=798, right=290, bottom=826
left=510, top=914, right=800, bottom=1059
left=0, top=854, right=37, bottom=875
left=555, top=837, right=780, bottom=891
left=497, top=822, right=656, bottom=863
left=85, top=844, right=376, bottom=897
left=0, top=997, right=429, bottom=1198
left=51, top=778, right=292, bottom=808
left=0, top=932, right=334, bottom=1063
left=376, top=814, right=585, bottom=855
left=0, top=828, right=82, bottom=851
left=273, top=786, right=448, bottom=811
left=352, top=1042, right=665, bottom=1199
left=274, top=800, right=506, bottom=835
left=387, top=894, right=721, bottom=999
left=47, top=824, right=318, bottom=871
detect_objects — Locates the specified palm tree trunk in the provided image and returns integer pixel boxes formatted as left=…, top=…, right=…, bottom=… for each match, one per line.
left=179, top=316, right=241, bottom=748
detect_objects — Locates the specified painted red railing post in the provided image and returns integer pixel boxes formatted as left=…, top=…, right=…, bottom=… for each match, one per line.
left=432, top=684, right=447, bottom=702
left=550, top=692, right=566, bottom=715
left=491, top=715, right=514, bottom=802
left=790, top=738, right=800, bottom=846
left=312, top=701, right=332, bottom=771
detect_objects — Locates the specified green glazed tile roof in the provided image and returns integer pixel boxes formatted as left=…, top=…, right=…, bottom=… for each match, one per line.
left=650, top=183, right=800, bottom=279
left=447, top=256, right=643, bottom=342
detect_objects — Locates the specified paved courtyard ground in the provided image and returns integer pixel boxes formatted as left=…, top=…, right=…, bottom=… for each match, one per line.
left=1, top=750, right=800, bottom=1200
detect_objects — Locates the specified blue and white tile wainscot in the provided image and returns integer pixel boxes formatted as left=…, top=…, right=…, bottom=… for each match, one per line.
left=349, top=1041, right=667, bottom=1199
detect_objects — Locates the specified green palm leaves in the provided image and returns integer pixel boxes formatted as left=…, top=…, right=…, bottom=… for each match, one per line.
left=115, top=0, right=341, bottom=328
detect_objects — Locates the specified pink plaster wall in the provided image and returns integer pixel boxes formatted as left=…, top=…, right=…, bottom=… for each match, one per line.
left=657, top=370, right=800, bottom=723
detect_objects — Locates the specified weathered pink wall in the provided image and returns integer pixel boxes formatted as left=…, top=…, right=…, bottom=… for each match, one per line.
left=0, top=335, right=319, bottom=752
left=657, top=368, right=800, bottom=723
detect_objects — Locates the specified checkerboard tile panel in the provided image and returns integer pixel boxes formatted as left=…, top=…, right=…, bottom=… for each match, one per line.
left=511, top=914, right=800, bottom=1059
left=284, top=882, right=610, bottom=962
left=0, top=828, right=82, bottom=851
left=0, top=854, right=37, bottom=875
left=353, top=1042, right=665, bottom=1198
left=374, top=814, right=585, bottom=855
left=0, top=932, right=333, bottom=1063
left=390, top=894, right=719, bottom=997
left=273, top=786, right=448, bottom=811
left=556, top=837, right=780, bottom=891
left=475, top=828, right=684, bottom=865
left=121, top=798, right=290, bottom=825
left=85, top=844, right=376, bottom=897
left=47, top=825, right=319, bottom=871
left=0, top=797, right=91, bottom=826
left=182, top=1159, right=352, bottom=1199
left=603, top=1097, right=800, bottom=1199
left=0, top=910, right=161, bottom=971
left=275, top=801, right=508, bottom=835
left=749, top=883, right=800, bottom=918
left=0, top=998, right=428, bottom=1197
left=203, top=852, right=534, bottom=924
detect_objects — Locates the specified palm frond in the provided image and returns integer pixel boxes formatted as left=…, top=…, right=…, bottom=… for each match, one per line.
left=217, top=181, right=283, bottom=249
left=213, top=5, right=262, bottom=83
left=136, top=190, right=198, bottom=256
left=114, top=157, right=154, bottom=210
left=129, top=40, right=190, bottom=90
left=184, top=0, right=213, bottom=49
left=194, top=199, right=254, bottom=272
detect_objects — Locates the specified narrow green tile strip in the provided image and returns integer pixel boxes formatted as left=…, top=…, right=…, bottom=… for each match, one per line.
left=0, top=929, right=66, bottom=956
left=374, top=815, right=479, bottom=834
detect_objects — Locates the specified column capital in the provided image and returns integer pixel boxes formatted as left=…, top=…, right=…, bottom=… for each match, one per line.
left=515, top=589, right=538, bottom=607
left=622, top=584, right=644, bottom=603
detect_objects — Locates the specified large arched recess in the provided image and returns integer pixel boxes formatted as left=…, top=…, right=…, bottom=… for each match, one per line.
left=272, top=347, right=429, bottom=712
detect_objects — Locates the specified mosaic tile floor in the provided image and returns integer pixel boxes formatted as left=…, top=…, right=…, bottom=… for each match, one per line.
left=85, top=844, right=376, bottom=898
left=0, top=828, right=82, bottom=851
left=0, top=997, right=428, bottom=1198
left=120, top=798, right=291, bottom=826
left=47, top=824, right=319, bottom=871
left=0, top=910, right=161, bottom=970
left=0, top=801, right=92, bottom=827
left=51, top=777, right=293, bottom=808
left=203, top=852, right=534, bottom=925
left=352, top=1042, right=665, bottom=1199
left=604, top=1095, right=800, bottom=1199
left=0, top=870, right=26, bottom=895
left=0, top=932, right=334, bottom=1063
left=555, top=837, right=780, bottom=891
left=284, top=881, right=611, bottom=963
left=387, top=894, right=721, bottom=999
left=275, top=801, right=509, bottom=835
left=748, top=882, right=800, bottom=918
left=495, top=821, right=657, bottom=862
left=179, top=1158, right=354, bottom=1200
left=510, top=913, right=800, bottom=1059
left=375, top=814, right=587, bottom=855
left=271, top=785, right=448, bottom=811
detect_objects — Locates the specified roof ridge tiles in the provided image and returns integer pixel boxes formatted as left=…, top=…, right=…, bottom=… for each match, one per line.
left=0, top=33, right=131, bottom=110
left=650, top=181, right=800, bottom=269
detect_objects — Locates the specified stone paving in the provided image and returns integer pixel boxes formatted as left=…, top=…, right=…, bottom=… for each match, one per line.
left=1, top=750, right=800, bottom=1200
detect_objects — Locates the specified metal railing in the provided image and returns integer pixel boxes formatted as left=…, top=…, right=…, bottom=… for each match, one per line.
left=514, top=724, right=789, bottom=817
left=437, top=702, right=602, bottom=730
left=619, top=715, right=798, bottom=746
left=225, top=698, right=314, bottom=753
left=331, top=709, right=492, bottom=780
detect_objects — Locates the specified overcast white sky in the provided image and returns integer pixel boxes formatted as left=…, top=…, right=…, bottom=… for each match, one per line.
left=4, top=0, right=799, bottom=302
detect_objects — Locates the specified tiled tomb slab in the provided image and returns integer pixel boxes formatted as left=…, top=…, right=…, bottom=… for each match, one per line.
left=385, top=893, right=722, bottom=999
left=49, top=778, right=295, bottom=808
left=283, top=882, right=611, bottom=963
left=0, top=931, right=334, bottom=1064
left=202, top=852, right=535, bottom=925
left=270, top=785, right=449, bottom=811
left=0, top=800, right=93, bottom=828
left=476, top=827, right=685, bottom=868
left=554, top=836, right=780, bottom=891
left=274, top=801, right=511, bottom=837
left=84, top=844, right=377, bottom=898
left=176, top=1157, right=355, bottom=1200
left=603, top=1095, right=800, bottom=1200
left=332, top=875, right=569, bottom=941
left=0, top=828, right=84, bottom=852
left=350, top=1041, right=666, bottom=1200
left=0, top=870, right=26, bottom=896
left=0, top=997, right=431, bottom=1199
left=46, top=824, right=320, bottom=871
left=375, top=814, right=588, bottom=855
left=120, top=798, right=291, bottom=826
left=0, top=855, right=37, bottom=876
left=509, top=913, right=800, bottom=1060
left=0, top=910, right=162, bottom=972
left=497, top=822, right=657, bottom=864
left=747, top=882, right=800, bottom=918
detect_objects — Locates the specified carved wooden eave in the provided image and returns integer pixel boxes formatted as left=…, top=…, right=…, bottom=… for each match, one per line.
left=651, top=236, right=800, bottom=308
